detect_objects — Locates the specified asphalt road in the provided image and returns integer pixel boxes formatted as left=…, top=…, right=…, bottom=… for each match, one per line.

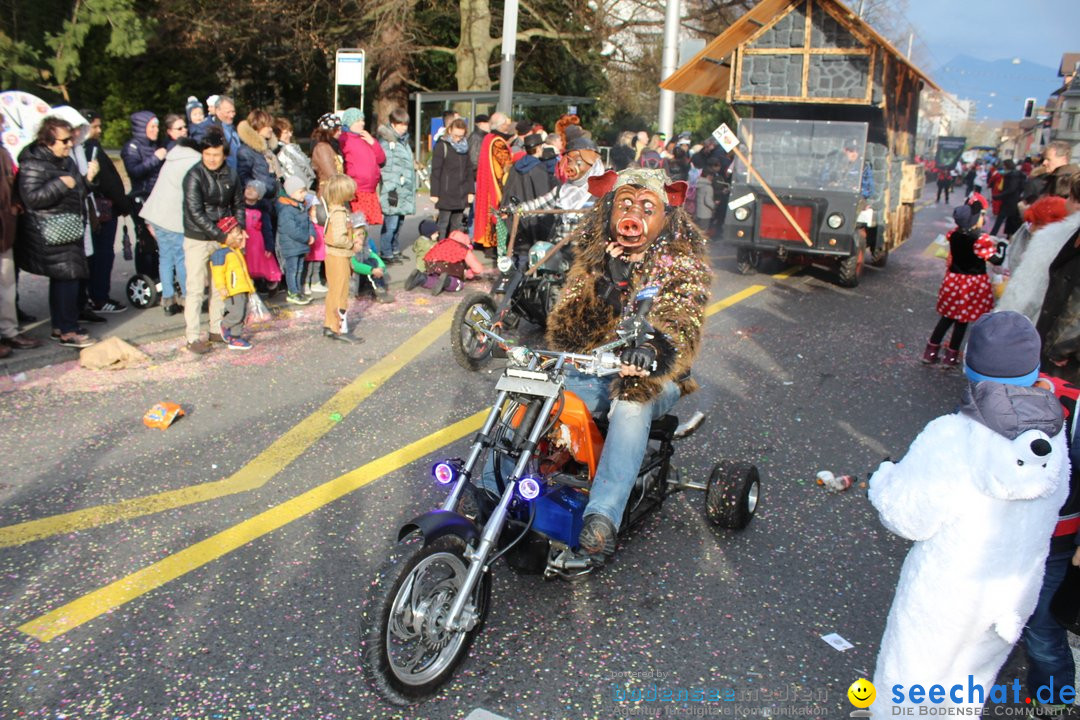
left=0, top=188, right=1054, bottom=720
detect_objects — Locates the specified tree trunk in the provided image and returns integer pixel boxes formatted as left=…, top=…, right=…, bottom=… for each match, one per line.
left=373, top=20, right=411, bottom=126
left=455, top=0, right=499, bottom=91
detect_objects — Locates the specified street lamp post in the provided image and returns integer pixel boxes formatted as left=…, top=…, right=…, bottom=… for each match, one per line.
left=498, top=0, right=520, bottom=115
left=657, top=0, right=681, bottom=139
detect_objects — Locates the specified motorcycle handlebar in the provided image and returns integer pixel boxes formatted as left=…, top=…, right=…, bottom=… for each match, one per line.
left=463, top=314, right=625, bottom=376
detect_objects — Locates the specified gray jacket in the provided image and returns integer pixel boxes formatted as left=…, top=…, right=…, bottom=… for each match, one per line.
left=140, top=143, right=201, bottom=233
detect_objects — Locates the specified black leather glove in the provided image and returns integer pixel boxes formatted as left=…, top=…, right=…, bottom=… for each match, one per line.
left=620, top=344, right=657, bottom=373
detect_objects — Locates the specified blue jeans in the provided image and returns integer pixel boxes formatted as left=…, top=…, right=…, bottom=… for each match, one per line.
left=380, top=214, right=404, bottom=258
left=152, top=224, right=186, bottom=300
left=481, top=370, right=681, bottom=531
left=1023, top=550, right=1075, bottom=697
left=283, top=254, right=305, bottom=294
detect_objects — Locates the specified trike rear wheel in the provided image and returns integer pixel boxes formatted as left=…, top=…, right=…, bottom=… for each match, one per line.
left=705, top=461, right=761, bottom=530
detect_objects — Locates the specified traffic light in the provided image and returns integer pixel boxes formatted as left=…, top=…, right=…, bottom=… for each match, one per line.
left=1023, top=98, right=1036, bottom=118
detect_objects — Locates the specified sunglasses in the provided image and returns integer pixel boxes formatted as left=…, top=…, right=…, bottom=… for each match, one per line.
left=55, top=136, right=74, bottom=145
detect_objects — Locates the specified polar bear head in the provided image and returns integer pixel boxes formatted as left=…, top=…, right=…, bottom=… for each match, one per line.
left=973, top=429, right=1062, bottom=500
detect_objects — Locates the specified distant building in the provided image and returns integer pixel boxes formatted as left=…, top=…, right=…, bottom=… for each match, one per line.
left=997, top=52, right=1080, bottom=161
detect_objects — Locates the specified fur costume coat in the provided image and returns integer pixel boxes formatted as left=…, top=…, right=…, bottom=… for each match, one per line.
left=545, top=195, right=712, bottom=402
left=869, top=382, right=1069, bottom=711
left=996, top=212, right=1080, bottom=321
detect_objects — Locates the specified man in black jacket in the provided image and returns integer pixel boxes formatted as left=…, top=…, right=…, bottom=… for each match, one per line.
left=181, top=129, right=244, bottom=354
left=989, top=159, right=1025, bottom=237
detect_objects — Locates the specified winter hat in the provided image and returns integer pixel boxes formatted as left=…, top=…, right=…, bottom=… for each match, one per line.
left=963, top=311, right=1042, bottom=386
left=317, top=112, right=342, bottom=131
left=283, top=175, right=307, bottom=196
left=341, top=107, right=363, bottom=129
left=419, top=219, right=438, bottom=238
left=186, top=96, right=203, bottom=117
left=217, top=216, right=239, bottom=235
left=206, top=95, right=221, bottom=111
left=350, top=211, right=368, bottom=228
left=567, top=134, right=598, bottom=152
left=523, top=133, right=545, bottom=150
left=952, top=204, right=979, bottom=231
left=474, top=114, right=490, bottom=124
left=515, top=119, right=532, bottom=137
left=245, top=179, right=267, bottom=197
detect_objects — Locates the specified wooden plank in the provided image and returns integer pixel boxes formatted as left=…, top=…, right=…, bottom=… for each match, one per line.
left=899, top=162, right=924, bottom=204
left=742, top=47, right=871, bottom=56
left=802, top=0, right=812, bottom=97
left=732, top=93, right=874, bottom=105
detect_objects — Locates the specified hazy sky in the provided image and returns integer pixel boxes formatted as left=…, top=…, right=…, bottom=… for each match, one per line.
left=904, top=0, right=1080, bottom=72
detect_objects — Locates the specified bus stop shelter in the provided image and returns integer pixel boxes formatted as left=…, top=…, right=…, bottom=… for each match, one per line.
left=407, top=91, right=596, bottom=159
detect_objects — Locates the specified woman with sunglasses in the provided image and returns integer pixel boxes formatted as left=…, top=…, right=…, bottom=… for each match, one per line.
left=14, top=116, right=99, bottom=348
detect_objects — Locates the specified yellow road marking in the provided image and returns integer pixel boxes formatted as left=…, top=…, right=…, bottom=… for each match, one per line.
left=19, top=410, right=489, bottom=642
left=0, top=307, right=457, bottom=548
left=706, top=285, right=767, bottom=316
left=770, top=266, right=802, bottom=280
left=17, top=267, right=790, bottom=641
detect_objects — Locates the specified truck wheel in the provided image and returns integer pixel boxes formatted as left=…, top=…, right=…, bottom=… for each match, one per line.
left=867, top=228, right=888, bottom=267
left=736, top=249, right=760, bottom=276
left=705, top=461, right=760, bottom=530
left=837, top=236, right=865, bottom=288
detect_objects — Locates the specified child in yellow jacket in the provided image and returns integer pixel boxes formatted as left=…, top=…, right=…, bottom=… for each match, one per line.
left=210, top=216, right=255, bottom=350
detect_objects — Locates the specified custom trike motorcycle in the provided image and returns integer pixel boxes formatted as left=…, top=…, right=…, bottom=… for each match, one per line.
left=361, top=300, right=761, bottom=705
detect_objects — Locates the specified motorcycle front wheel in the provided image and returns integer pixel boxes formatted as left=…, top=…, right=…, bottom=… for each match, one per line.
left=360, top=534, right=491, bottom=706
left=451, top=293, right=497, bottom=371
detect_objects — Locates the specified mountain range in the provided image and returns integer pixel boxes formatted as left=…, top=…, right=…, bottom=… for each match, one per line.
left=931, top=54, right=1066, bottom=122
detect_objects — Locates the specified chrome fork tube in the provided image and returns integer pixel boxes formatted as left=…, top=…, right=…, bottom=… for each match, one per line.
left=442, top=391, right=508, bottom=513
left=445, top=391, right=559, bottom=630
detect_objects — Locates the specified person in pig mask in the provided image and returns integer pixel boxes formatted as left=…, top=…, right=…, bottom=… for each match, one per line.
left=544, top=167, right=713, bottom=563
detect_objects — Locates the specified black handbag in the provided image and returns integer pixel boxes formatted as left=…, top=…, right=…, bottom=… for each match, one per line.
left=40, top=212, right=85, bottom=246
left=1050, top=562, right=1080, bottom=634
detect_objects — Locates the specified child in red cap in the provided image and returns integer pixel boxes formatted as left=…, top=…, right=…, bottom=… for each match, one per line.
left=208, top=216, right=255, bottom=350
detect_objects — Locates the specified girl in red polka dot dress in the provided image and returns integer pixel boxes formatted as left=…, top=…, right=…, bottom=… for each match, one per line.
left=922, top=196, right=1007, bottom=367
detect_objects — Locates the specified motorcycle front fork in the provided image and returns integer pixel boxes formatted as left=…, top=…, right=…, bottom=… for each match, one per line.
left=441, top=390, right=560, bottom=632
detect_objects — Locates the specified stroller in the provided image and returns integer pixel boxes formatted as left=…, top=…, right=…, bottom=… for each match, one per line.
left=124, top=198, right=175, bottom=309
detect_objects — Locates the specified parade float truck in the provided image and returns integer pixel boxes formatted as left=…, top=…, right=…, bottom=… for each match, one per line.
left=662, top=0, right=938, bottom=287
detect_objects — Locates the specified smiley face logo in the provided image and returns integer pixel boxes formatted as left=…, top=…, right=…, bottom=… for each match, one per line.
left=847, top=679, right=876, bottom=708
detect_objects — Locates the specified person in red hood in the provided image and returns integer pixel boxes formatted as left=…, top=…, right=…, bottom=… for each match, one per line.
left=338, top=108, right=385, bottom=230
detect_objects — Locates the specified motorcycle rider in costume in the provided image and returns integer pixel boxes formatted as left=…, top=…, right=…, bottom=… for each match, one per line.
left=504, top=135, right=608, bottom=244
left=544, top=167, right=713, bottom=562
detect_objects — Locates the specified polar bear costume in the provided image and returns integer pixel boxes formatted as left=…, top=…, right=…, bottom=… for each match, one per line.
left=996, top=212, right=1080, bottom=321
left=870, top=313, right=1069, bottom=713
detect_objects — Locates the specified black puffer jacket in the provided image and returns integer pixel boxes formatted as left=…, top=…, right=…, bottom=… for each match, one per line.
left=182, top=160, right=245, bottom=242
left=15, top=143, right=88, bottom=280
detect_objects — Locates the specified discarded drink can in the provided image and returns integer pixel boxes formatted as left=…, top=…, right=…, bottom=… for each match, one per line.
left=816, top=471, right=856, bottom=492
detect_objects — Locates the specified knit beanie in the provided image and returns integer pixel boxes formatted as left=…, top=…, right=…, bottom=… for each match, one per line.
left=246, top=179, right=268, bottom=198
left=186, top=96, right=203, bottom=117
left=206, top=95, right=221, bottom=111
left=419, top=219, right=438, bottom=238
left=341, top=107, right=363, bottom=130
left=283, top=175, right=307, bottom=197
left=964, top=311, right=1042, bottom=386
left=350, top=211, right=368, bottom=228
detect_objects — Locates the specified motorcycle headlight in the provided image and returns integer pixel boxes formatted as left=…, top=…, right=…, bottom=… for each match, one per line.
left=733, top=206, right=750, bottom=222
left=497, top=256, right=514, bottom=273
left=827, top=213, right=845, bottom=229
left=433, top=462, right=456, bottom=485
left=518, top=476, right=541, bottom=500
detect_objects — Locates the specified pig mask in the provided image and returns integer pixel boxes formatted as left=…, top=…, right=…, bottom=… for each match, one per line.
left=588, top=168, right=688, bottom=251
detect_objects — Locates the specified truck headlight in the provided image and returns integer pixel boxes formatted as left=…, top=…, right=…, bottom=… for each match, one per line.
left=497, top=256, right=514, bottom=273
left=827, top=213, right=844, bottom=229
left=733, top=206, right=750, bottom=222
